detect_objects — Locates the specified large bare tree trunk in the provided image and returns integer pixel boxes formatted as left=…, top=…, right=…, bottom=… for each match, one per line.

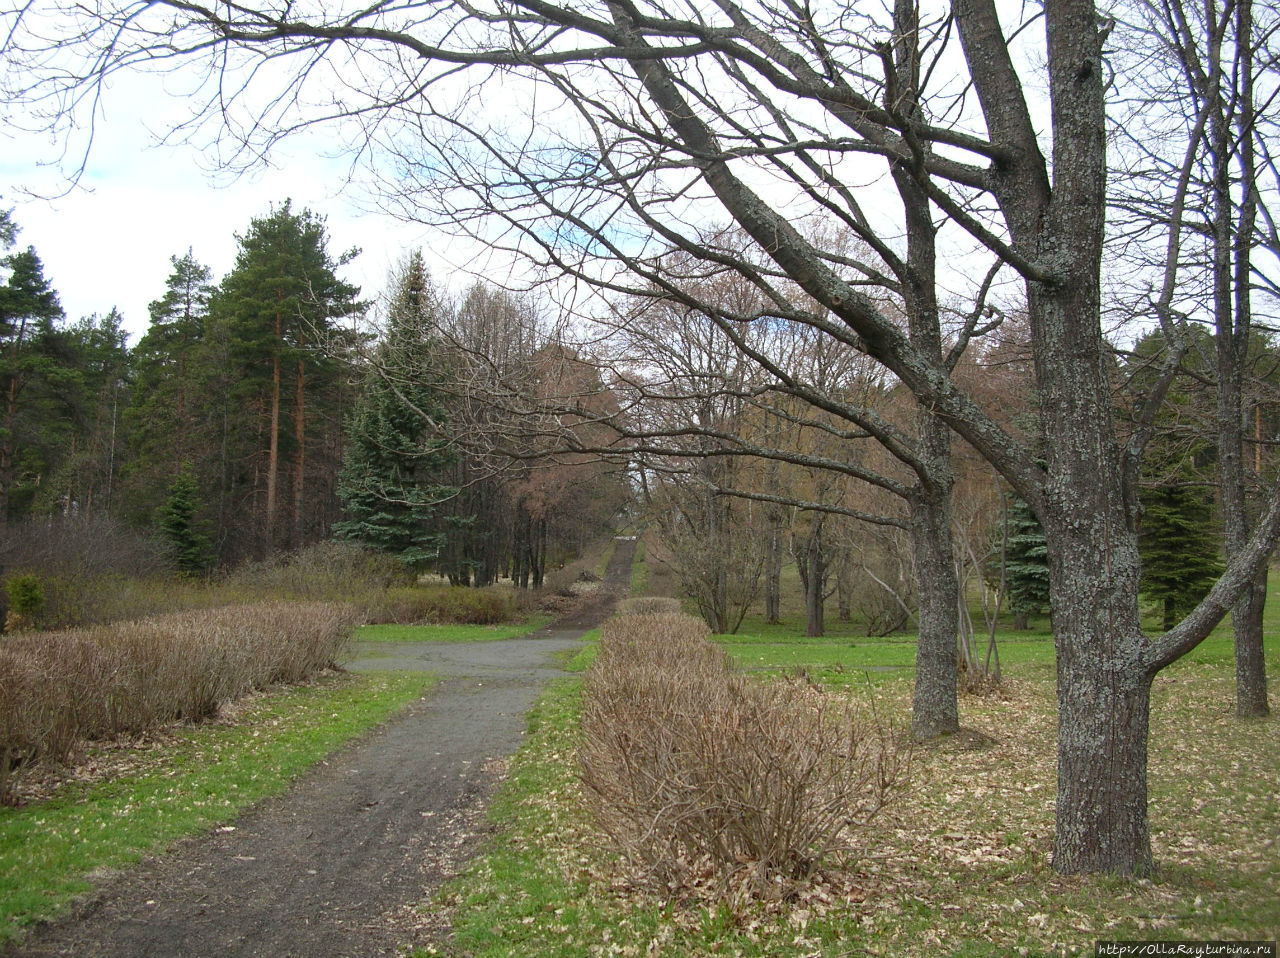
left=764, top=517, right=783, bottom=625
left=1218, top=0, right=1270, bottom=718
left=954, top=0, right=1161, bottom=873
left=803, top=514, right=825, bottom=638
left=1034, top=275, right=1152, bottom=872
left=910, top=478, right=961, bottom=740
left=892, top=17, right=961, bottom=738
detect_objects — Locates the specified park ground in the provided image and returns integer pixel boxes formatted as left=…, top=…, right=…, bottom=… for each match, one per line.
left=1, top=534, right=1276, bottom=956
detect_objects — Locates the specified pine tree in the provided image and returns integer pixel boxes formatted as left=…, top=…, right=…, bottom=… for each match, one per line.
left=214, top=201, right=361, bottom=556
left=120, top=251, right=216, bottom=524
left=36, top=309, right=131, bottom=518
left=0, top=241, right=65, bottom=525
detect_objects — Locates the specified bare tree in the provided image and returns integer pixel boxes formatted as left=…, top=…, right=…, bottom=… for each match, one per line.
left=1109, top=0, right=1278, bottom=718
left=605, top=258, right=971, bottom=737
left=9, top=0, right=1280, bottom=876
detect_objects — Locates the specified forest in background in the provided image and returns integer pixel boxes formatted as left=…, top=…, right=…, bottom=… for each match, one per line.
left=0, top=201, right=629, bottom=598
left=2, top=194, right=1275, bottom=654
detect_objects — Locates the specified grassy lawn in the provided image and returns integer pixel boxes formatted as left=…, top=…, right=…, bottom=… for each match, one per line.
left=423, top=613, right=1279, bottom=956
left=0, top=670, right=436, bottom=945
left=354, top=615, right=554, bottom=643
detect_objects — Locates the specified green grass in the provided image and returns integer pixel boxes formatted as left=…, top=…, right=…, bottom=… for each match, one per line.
left=423, top=613, right=1279, bottom=957
left=0, top=670, right=436, bottom=945
left=714, top=614, right=1058, bottom=690
left=561, top=628, right=602, bottom=673
left=354, top=615, right=553, bottom=643
left=423, top=679, right=591, bottom=958
left=629, top=537, right=648, bottom=596
left=715, top=604, right=1278, bottom=688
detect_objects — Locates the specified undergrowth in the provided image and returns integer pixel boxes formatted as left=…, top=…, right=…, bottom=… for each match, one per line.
left=0, top=602, right=360, bottom=803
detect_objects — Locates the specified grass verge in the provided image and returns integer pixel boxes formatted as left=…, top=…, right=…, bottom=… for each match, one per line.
left=629, top=538, right=648, bottom=596
left=354, top=616, right=554, bottom=644
left=561, top=628, right=601, bottom=672
left=421, top=679, right=604, bottom=958
left=422, top=639, right=1277, bottom=956
left=0, top=669, right=436, bottom=945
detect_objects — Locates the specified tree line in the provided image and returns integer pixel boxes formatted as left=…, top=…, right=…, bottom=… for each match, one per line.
left=0, top=203, right=626, bottom=581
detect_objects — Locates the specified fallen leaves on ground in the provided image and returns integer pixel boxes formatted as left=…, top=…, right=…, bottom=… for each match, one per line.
left=430, top=666, right=1278, bottom=957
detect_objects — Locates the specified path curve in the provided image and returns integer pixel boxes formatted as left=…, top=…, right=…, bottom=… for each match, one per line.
left=6, top=537, right=636, bottom=958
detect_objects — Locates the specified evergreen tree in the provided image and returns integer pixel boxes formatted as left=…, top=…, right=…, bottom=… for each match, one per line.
left=158, top=466, right=215, bottom=576
left=120, top=251, right=216, bottom=524
left=36, top=309, right=131, bottom=518
left=213, top=201, right=362, bottom=557
left=1123, top=329, right=1227, bottom=631
left=335, top=252, right=454, bottom=567
left=1002, top=493, right=1051, bottom=630
left=1139, top=460, right=1223, bottom=631
left=0, top=240, right=65, bottom=525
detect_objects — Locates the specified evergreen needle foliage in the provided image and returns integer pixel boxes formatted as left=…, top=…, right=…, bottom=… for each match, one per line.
left=335, top=251, right=454, bottom=568
left=157, top=466, right=214, bottom=576
left=1139, top=463, right=1224, bottom=630
left=1001, top=494, right=1050, bottom=630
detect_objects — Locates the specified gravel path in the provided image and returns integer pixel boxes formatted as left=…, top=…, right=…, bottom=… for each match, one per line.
left=5, top=538, right=636, bottom=958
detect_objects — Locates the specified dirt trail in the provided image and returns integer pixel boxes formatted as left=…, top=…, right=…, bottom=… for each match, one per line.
left=6, top=537, right=637, bottom=958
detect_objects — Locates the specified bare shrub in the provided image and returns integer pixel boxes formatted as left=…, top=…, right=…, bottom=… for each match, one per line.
left=616, top=597, right=682, bottom=616
left=580, top=613, right=904, bottom=901
left=367, top=584, right=524, bottom=625
left=221, top=541, right=411, bottom=601
left=849, top=530, right=918, bottom=637
left=0, top=516, right=178, bottom=630
left=543, top=559, right=600, bottom=597
left=0, top=602, right=359, bottom=804
left=0, top=516, right=170, bottom=580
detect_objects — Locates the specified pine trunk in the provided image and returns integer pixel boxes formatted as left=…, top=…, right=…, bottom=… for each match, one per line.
left=1, top=368, right=19, bottom=532
left=293, top=355, right=305, bottom=550
left=265, top=310, right=282, bottom=554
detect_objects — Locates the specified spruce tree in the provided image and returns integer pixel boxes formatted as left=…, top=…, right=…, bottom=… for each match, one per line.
left=1139, top=460, right=1223, bottom=630
left=1003, top=493, right=1051, bottom=630
left=1123, top=330, right=1226, bottom=631
left=335, top=251, right=454, bottom=568
left=158, top=466, right=215, bottom=575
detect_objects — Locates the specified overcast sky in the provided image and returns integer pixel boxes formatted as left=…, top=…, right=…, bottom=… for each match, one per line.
left=3, top=87, right=467, bottom=344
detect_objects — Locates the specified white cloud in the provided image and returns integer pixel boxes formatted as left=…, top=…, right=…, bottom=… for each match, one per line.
left=2, top=57, right=514, bottom=344
left=6, top=138, right=453, bottom=342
